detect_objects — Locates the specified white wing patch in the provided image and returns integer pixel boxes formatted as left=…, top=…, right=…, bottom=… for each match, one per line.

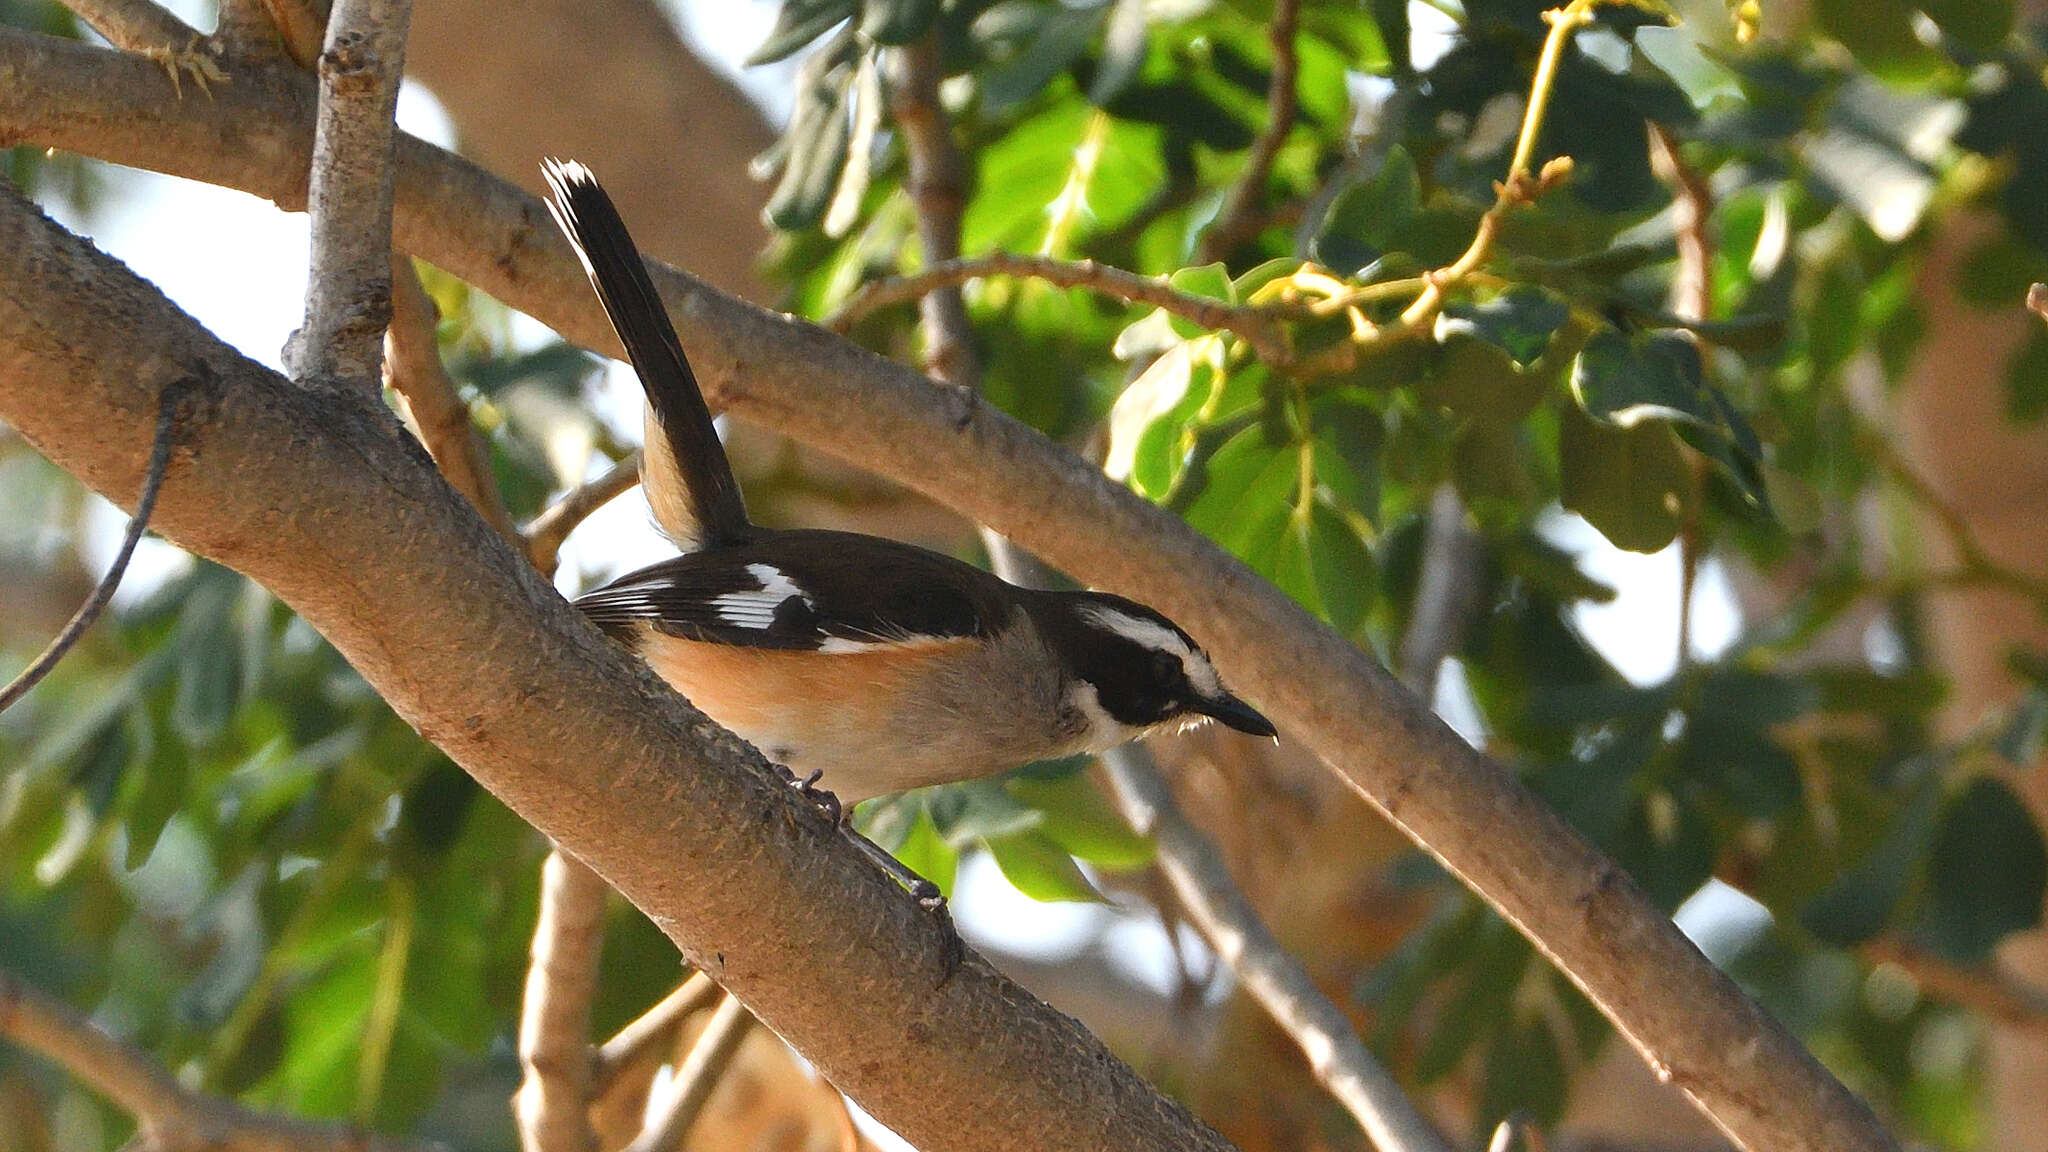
left=712, top=563, right=813, bottom=630
left=1077, top=604, right=1224, bottom=696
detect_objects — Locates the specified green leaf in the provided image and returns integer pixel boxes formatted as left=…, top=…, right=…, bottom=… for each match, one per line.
left=1812, top=0, right=1942, bottom=80
left=2005, top=328, right=2048, bottom=424
left=1311, top=147, right=1418, bottom=273
left=1308, top=501, right=1374, bottom=634
left=765, top=51, right=855, bottom=231
left=1436, top=287, right=1570, bottom=368
left=1920, top=777, right=2047, bottom=962
left=1479, top=1015, right=1572, bottom=1128
left=982, top=829, right=1106, bottom=902
left=1007, top=772, right=1154, bottom=870
left=1609, top=792, right=1717, bottom=910
left=1570, top=328, right=1713, bottom=430
left=894, top=807, right=958, bottom=898
left=927, top=779, right=1041, bottom=847
left=747, top=0, right=855, bottom=66
left=1914, top=0, right=2014, bottom=54
left=858, top=0, right=937, bottom=45
left=1164, top=264, right=1234, bottom=337
left=1803, top=779, right=1941, bottom=947
left=1559, top=408, right=1687, bottom=554
left=1106, top=341, right=1218, bottom=499
left=1423, top=332, right=1546, bottom=426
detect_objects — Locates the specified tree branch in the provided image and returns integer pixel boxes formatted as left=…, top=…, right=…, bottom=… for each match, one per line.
left=590, top=973, right=720, bottom=1099
left=516, top=851, right=609, bottom=1152
left=0, top=172, right=1233, bottom=1152
left=290, top=0, right=411, bottom=390
left=825, top=252, right=1292, bottom=367
left=620, top=995, right=754, bottom=1152
left=386, top=253, right=518, bottom=540
left=0, top=32, right=1899, bottom=1151
left=1101, top=742, right=1452, bottom=1152
left=1199, top=0, right=1300, bottom=263
left=1395, top=484, right=1480, bottom=698
left=0, top=970, right=428, bottom=1152
left=524, top=452, right=642, bottom=575
left=888, top=35, right=979, bottom=391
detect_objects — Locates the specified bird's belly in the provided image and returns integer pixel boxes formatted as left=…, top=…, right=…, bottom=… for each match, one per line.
left=636, top=632, right=1068, bottom=805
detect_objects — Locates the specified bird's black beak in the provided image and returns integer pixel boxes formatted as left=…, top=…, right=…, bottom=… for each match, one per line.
left=1196, top=692, right=1277, bottom=739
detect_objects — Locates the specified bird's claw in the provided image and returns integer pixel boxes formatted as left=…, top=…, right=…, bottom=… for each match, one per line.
left=143, top=36, right=228, bottom=100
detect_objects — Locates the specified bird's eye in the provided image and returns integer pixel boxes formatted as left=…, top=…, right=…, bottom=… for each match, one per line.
left=1150, top=650, right=1180, bottom=681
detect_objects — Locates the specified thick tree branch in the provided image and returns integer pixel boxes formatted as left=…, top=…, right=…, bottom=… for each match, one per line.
left=290, top=0, right=411, bottom=389
left=516, top=851, right=608, bottom=1152
left=0, top=32, right=1897, bottom=1151
left=0, top=175, right=1232, bottom=1152
left=0, top=970, right=426, bottom=1152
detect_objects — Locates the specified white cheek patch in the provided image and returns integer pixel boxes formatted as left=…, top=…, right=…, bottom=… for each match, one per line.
left=1078, top=604, right=1224, bottom=697
left=1066, top=681, right=1140, bottom=751
left=712, top=563, right=814, bottom=629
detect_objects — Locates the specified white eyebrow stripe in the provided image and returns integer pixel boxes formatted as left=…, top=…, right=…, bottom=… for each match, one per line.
left=710, top=564, right=813, bottom=630
left=1078, top=603, right=1224, bottom=696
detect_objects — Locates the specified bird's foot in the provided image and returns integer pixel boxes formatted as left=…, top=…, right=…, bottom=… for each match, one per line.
left=143, top=36, right=228, bottom=100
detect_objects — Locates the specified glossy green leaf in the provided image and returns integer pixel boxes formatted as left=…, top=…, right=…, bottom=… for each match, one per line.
left=1437, top=287, right=1570, bottom=368
left=1914, top=0, right=2013, bottom=54
left=1920, top=777, right=2047, bottom=962
left=1569, top=328, right=1714, bottom=430
left=928, top=779, right=1041, bottom=847
left=1008, top=771, right=1153, bottom=870
left=1312, top=147, right=1418, bottom=273
left=894, top=806, right=959, bottom=898
left=982, top=829, right=1105, bottom=903
left=858, top=0, right=937, bottom=45
left=747, top=0, right=855, bottom=66
left=1559, top=408, right=1687, bottom=554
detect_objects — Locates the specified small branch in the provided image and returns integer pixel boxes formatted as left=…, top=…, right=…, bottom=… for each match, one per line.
left=386, top=253, right=517, bottom=541
left=289, top=0, right=413, bottom=391
left=58, top=0, right=193, bottom=55
left=621, top=994, right=756, bottom=1152
left=515, top=851, right=609, bottom=1152
left=252, top=0, right=326, bottom=67
left=827, top=252, right=1292, bottom=367
left=523, top=451, right=642, bottom=577
left=1864, top=430, right=2048, bottom=615
left=1395, top=484, right=1480, bottom=699
left=1395, top=0, right=1600, bottom=329
left=0, top=969, right=428, bottom=1152
left=1199, top=0, right=1301, bottom=262
left=981, top=536, right=1447, bottom=1152
left=1648, top=123, right=1713, bottom=674
left=1866, top=938, right=2048, bottom=1028
left=0, top=381, right=179, bottom=713
left=590, top=972, right=720, bottom=1099
left=2028, top=282, right=2048, bottom=325
left=1101, top=744, right=1451, bottom=1152
left=888, top=35, right=980, bottom=391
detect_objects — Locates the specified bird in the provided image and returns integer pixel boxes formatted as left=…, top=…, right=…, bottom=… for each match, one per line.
left=541, top=159, right=1276, bottom=817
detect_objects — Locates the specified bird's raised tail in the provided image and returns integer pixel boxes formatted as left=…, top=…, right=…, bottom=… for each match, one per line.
left=541, top=158, right=752, bottom=550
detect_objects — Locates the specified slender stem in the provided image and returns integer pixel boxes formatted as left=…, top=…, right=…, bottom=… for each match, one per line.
left=385, top=254, right=516, bottom=540
left=1650, top=124, right=1713, bottom=673
left=621, top=995, right=756, bottom=1152
left=515, top=851, right=608, bottom=1152
left=889, top=34, right=980, bottom=391
left=589, top=972, right=720, bottom=1098
left=1200, top=0, right=1302, bottom=262
left=0, top=382, right=180, bottom=714
left=828, top=252, right=1292, bottom=367
left=523, top=451, right=642, bottom=577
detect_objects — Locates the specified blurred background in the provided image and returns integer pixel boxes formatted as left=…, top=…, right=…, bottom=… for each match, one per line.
left=4, top=0, right=2048, bottom=1148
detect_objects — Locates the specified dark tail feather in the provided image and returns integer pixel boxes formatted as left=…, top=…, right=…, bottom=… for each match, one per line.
left=541, top=159, right=752, bottom=547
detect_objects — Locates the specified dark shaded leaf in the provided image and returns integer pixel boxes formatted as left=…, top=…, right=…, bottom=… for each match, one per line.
left=1919, top=777, right=2047, bottom=962
left=1437, top=287, right=1571, bottom=368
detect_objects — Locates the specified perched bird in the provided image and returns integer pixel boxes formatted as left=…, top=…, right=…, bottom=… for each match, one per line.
left=542, top=159, right=1275, bottom=813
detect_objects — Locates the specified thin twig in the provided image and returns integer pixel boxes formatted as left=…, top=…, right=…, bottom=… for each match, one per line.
left=827, top=252, right=1292, bottom=366
left=515, top=851, right=608, bottom=1152
left=2028, top=283, right=2048, bottom=325
left=1394, top=0, right=1600, bottom=329
left=1865, top=937, right=2048, bottom=1027
left=0, top=383, right=178, bottom=714
left=888, top=35, right=980, bottom=391
left=1864, top=430, right=2048, bottom=615
left=1101, top=743, right=1453, bottom=1152
left=1487, top=1112, right=1546, bottom=1152
left=980, top=536, right=1449, bottom=1152
left=385, top=253, right=517, bottom=541
left=0, top=969, right=430, bottom=1152
left=523, top=451, right=642, bottom=577
left=589, top=972, right=720, bottom=1098
left=1200, top=0, right=1301, bottom=262
left=1395, top=484, right=1480, bottom=700
left=289, top=0, right=413, bottom=391
left=621, top=994, right=756, bottom=1152
left=1649, top=123, right=1713, bottom=674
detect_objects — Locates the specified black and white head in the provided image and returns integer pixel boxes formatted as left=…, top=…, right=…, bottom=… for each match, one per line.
left=1034, top=592, right=1276, bottom=749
